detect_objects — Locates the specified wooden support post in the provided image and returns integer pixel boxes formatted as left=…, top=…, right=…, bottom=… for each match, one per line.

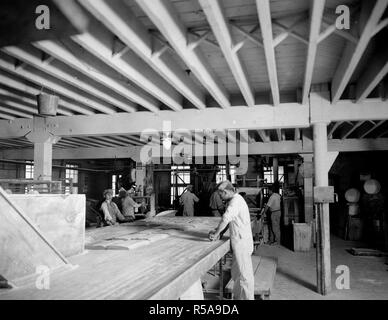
left=273, top=157, right=279, bottom=185
left=25, top=117, right=60, bottom=182
left=301, top=154, right=314, bottom=224
left=313, top=121, right=331, bottom=295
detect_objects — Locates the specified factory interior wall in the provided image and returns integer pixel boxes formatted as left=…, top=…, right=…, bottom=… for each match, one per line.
left=329, top=151, right=388, bottom=243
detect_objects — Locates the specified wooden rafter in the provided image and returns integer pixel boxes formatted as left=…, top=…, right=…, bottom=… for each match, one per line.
left=257, top=130, right=269, bottom=143
left=0, top=54, right=116, bottom=114
left=78, top=0, right=205, bottom=110
left=340, top=121, right=365, bottom=139
left=331, top=0, right=388, bottom=103
left=302, top=0, right=326, bottom=105
left=256, top=0, right=280, bottom=106
left=359, top=120, right=385, bottom=138
left=0, top=72, right=86, bottom=116
left=3, top=45, right=140, bottom=113
left=134, top=0, right=230, bottom=109
left=199, top=0, right=255, bottom=107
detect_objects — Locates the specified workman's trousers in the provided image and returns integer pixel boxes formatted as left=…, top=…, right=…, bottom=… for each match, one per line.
left=231, top=240, right=254, bottom=300
left=268, top=210, right=281, bottom=243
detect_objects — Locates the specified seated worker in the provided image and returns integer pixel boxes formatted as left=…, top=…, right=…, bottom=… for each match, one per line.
left=100, top=189, right=130, bottom=225
left=119, top=188, right=144, bottom=222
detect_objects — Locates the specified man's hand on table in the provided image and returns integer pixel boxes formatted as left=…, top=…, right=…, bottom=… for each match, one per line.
left=208, top=229, right=220, bottom=241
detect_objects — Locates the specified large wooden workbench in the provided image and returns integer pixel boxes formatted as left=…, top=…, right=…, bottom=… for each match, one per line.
left=0, top=217, right=230, bottom=300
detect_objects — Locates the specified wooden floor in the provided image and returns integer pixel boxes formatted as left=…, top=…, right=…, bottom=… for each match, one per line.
left=0, top=217, right=230, bottom=300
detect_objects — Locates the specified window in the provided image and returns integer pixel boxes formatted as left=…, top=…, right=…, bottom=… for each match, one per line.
left=65, top=164, right=78, bottom=194
left=216, top=165, right=236, bottom=184
left=263, top=165, right=284, bottom=197
left=111, top=174, right=122, bottom=195
left=24, top=161, right=34, bottom=193
left=171, top=165, right=190, bottom=205
left=25, top=161, right=34, bottom=179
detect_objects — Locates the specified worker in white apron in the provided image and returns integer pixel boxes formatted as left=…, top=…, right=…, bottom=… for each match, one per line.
left=209, top=180, right=254, bottom=300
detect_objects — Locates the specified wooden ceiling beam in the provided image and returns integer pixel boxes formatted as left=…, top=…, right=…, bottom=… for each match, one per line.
left=0, top=72, right=87, bottom=116
left=133, top=0, right=230, bottom=108
left=256, top=0, right=280, bottom=106
left=3, top=45, right=139, bottom=113
left=79, top=0, right=205, bottom=110
left=331, top=0, right=388, bottom=103
left=302, top=0, right=326, bottom=105
left=0, top=54, right=116, bottom=114
left=199, top=0, right=255, bottom=107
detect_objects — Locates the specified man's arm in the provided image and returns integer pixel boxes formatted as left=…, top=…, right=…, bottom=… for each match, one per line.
left=113, top=203, right=127, bottom=222
left=101, top=202, right=113, bottom=223
left=209, top=219, right=229, bottom=241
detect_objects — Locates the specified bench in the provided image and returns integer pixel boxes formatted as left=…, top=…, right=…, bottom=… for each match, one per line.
left=225, top=255, right=277, bottom=300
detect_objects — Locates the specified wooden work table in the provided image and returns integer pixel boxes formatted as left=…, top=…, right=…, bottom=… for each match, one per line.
left=0, top=217, right=230, bottom=300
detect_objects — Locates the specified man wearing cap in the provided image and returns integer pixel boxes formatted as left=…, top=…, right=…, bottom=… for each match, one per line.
left=119, top=188, right=143, bottom=222
left=100, top=189, right=128, bottom=225
left=179, top=185, right=199, bottom=217
left=208, top=180, right=254, bottom=300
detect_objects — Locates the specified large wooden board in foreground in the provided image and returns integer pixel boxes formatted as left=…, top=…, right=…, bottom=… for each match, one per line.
left=0, top=217, right=230, bottom=300
left=9, top=194, right=86, bottom=257
left=0, top=188, right=68, bottom=283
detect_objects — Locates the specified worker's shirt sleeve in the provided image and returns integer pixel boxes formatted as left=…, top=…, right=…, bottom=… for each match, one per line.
left=222, top=197, right=239, bottom=224
left=193, top=194, right=199, bottom=202
left=100, top=202, right=112, bottom=221
left=129, top=197, right=141, bottom=208
left=266, top=194, right=275, bottom=208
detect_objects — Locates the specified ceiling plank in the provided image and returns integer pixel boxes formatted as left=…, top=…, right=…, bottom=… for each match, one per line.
left=256, top=0, right=280, bottom=106
left=199, top=0, right=254, bottom=107
left=3, top=45, right=139, bottom=113
left=302, top=0, right=326, bottom=105
left=79, top=0, right=205, bottom=110
left=331, top=0, right=388, bottom=103
left=133, top=0, right=230, bottom=108
left=0, top=54, right=116, bottom=114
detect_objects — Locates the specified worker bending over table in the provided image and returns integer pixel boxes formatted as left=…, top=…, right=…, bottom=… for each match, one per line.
left=208, top=180, right=254, bottom=300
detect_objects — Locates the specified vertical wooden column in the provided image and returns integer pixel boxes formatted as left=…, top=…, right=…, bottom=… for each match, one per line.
left=273, top=157, right=279, bottom=184
left=26, top=117, right=60, bottom=181
left=301, top=154, right=314, bottom=223
left=313, top=122, right=331, bottom=295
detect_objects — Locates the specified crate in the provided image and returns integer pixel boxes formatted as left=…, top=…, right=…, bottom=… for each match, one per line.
left=293, top=223, right=312, bottom=252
